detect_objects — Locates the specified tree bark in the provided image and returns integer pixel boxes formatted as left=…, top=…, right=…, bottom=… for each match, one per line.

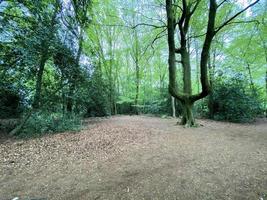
left=171, top=96, right=176, bottom=118
left=166, top=0, right=217, bottom=127
left=32, top=51, right=48, bottom=109
left=245, top=63, right=256, bottom=94
left=180, top=100, right=195, bottom=127
left=195, top=39, right=200, bottom=93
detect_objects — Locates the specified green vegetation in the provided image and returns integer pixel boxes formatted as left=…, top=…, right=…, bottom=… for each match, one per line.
left=0, top=0, right=266, bottom=136
left=196, top=75, right=264, bottom=122
left=18, top=112, right=82, bottom=138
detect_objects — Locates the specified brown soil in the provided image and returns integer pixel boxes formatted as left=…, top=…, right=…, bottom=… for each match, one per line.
left=0, top=115, right=267, bottom=200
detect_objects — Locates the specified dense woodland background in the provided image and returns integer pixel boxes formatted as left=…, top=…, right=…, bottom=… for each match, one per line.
left=0, top=0, right=266, bottom=136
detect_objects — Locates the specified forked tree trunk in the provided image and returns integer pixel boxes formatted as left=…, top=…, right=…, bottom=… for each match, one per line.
left=166, top=0, right=216, bottom=127
left=165, top=0, right=259, bottom=127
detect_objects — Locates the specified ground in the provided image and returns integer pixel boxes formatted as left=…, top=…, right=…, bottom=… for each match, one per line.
left=0, top=115, right=267, bottom=200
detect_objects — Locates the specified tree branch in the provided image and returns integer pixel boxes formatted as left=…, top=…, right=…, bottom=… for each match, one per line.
left=175, top=48, right=182, bottom=54
left=144, top=28, right=167, bottom=52
left=190, top=0, right=201, bottom=16
left=215, top=0, right=260, bottom=34
left=218, top=0, right=228, bottom=8
left=132, top=23, right=166, bottom=29
left=223, top=19, right=260, bottom=26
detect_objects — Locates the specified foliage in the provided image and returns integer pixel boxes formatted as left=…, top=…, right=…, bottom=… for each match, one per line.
left=0, top=0, right=266, bottom=137
left=18, top=112, right=82, bottom=138
left=197, top=75, right=264, bottom=123
left=0, top=86, right=22, bottom=118
left=84, top=70, right=110, bottom=117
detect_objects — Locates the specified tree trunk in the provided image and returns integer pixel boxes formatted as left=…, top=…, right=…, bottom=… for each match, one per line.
left=195, top=39, right=200, bottom=93
left=208, top=52, right=215, bottom=118
left=9, top=2, right=60, bottom=135
left=171, top=96, right=176, bottom=117
left=66, top=85, right=74, bottom=113
left=66, top=30, right=83, bottom=113
left=9, top=110, right=33, bottom=136
left=180, top=100, right=195, bottom=127
left=166, top=0, right=216, bottom=127
left=32, top=52, right=48, bottom=109
left=134, top=61, right=140, bottom=114
left=245, top=63, right=256, bottom=94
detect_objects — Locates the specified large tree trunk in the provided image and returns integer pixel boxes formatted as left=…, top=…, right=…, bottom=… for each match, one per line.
left=166, top=0, right=217, bottom=127
left=166, top=0, right=259, bottom=127
left=180, top=100, right=195, bottom=127
left=181, top=50, right=196, bottom=126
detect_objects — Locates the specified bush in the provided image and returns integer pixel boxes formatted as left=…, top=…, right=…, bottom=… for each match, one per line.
left=0, top=119, right=18, bottom=133
left=18, top=112, right=82, bottom=137
left=0, top=86, right=22, bottom=118
left=206, top=75, right=263, bottom=123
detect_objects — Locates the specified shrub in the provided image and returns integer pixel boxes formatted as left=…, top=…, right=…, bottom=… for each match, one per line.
left=0, top=86, right=22, bottom=118
left=18, top=112, right=82, bottom=137
left=207, top=75, right=263, bottom=123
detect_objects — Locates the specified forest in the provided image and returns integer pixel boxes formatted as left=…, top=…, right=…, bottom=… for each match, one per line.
left=0, top=0, right=267, bottom=199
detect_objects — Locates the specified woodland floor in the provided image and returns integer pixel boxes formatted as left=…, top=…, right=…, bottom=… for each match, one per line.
left=0, top=115, right=267, bottom=200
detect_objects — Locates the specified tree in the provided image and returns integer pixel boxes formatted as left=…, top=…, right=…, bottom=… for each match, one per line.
left=165, top=0, right=260, bottom=126
left=4, top=0, right=62, bottom=135
left=63, top=0, right=92, bottom=112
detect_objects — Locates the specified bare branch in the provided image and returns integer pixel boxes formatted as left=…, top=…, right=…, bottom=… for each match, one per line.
left=215, top=0, right=260, bottom=34
left=145, top=28, right=167, bottom=51
left=218, top=0, right=228, bottom=8
left=92, top=23, right=131, bottom=28
left=173, top=3, right=183, bottom=12
left=190, top=0, right=201, bottom=16
left=223, top=19, right=260, bottom=26
left=132, top=23, right=166, bottom=29
left=189, top=32, right=207, bottom=39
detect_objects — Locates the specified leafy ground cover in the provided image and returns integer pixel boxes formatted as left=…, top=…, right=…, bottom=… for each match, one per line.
left=0, top=115, right=266, bottom=200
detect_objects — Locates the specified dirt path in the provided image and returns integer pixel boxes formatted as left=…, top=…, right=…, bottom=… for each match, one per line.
left=0, top=116, right=267, bottom=200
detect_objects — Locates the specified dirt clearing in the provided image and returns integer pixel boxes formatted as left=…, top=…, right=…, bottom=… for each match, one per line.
left=0, top=116, right=267, bottom=200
